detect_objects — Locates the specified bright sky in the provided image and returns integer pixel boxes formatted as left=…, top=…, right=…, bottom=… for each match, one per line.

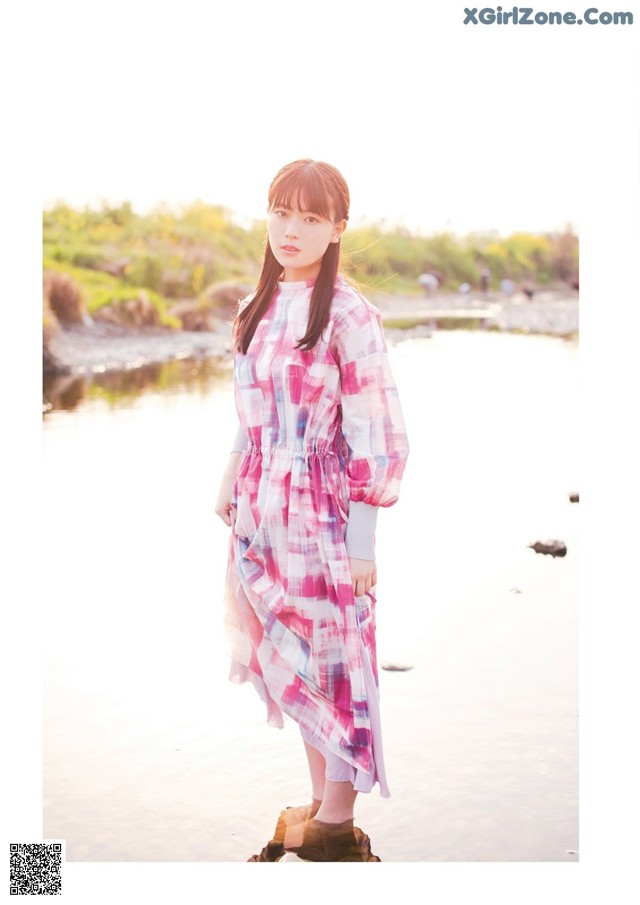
left=33, top=0, right=637, bottom=236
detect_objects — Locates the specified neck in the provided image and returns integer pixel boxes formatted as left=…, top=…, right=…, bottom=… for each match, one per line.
left=281, top=262, right=322, bottom=282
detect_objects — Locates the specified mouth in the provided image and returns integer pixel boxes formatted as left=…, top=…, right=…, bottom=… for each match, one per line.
left=281, top=244, right=300, bottom=254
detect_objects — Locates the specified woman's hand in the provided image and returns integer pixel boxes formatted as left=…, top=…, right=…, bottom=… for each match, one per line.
left=215, top=452, right=241, bottom=527
left=348, top=558, right=377, bottom=597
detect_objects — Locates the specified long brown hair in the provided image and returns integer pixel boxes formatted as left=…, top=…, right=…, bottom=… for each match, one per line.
left=233, top=159, right=350, bottom=355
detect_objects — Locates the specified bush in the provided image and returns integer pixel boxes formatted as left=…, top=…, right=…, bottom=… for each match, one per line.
left=91, top=286, right=181, bottom=329
left=42, top=202, right=579, bottom=325
left=71, top=248, right=105, bottom=270
left=124, top=255, right=165, bottom=293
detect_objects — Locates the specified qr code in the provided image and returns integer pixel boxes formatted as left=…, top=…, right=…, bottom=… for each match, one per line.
left=10, top=843, right=62, bottom=896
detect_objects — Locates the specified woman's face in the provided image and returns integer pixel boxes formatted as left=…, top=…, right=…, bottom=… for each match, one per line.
left=267, top=203, right=346, bottom=282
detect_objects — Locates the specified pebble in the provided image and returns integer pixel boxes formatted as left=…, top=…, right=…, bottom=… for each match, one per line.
left=47, top=324, right=231, bottom=376
left=528, top=540, right=568, bottom=557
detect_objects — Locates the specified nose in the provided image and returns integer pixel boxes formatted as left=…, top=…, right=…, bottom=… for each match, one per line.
left=284, top=216, right=301, bottom=239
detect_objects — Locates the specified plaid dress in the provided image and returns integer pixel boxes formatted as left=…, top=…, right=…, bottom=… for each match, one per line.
left=223, top=274, right=409, bottom=794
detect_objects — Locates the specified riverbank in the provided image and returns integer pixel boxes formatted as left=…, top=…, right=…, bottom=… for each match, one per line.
left=44, top=288, right=578, bottom=378
left=377, top=288, right=578, bottom=340
left=45, top=321, right=231, bottom=377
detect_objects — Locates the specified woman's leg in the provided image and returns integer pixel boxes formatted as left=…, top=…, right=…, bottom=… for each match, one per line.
left=314, top=779, right=358, bottom=824
left=302, top=737, right=359, bottom=822
left=303, top=741, right=326, bottom=806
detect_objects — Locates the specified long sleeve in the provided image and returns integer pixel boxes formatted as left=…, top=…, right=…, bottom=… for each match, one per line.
left=331, top=298, right=410, bottom=549
left=230, top=293, right=253, bottom=455
left=230, top=423, right=248, bottom=453
left=344, top=500, right=379, bottom=560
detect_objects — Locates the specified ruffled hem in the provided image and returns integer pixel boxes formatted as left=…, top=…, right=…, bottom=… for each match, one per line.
left=298, top=641, right=390, bottom=798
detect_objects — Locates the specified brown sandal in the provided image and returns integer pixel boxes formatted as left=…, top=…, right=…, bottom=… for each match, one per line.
left=284, top=818, right=381, bottom=862
left=247, top=802, right=320, bottom=862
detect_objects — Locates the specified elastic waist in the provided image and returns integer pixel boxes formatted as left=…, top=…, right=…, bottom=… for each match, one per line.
left=246, top=442, right=338, bottom=458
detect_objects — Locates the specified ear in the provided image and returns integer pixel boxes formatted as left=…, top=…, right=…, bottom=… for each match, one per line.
left=330, top=219, right=348, bottom=243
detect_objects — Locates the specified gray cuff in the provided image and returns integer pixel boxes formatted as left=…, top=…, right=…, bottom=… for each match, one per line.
left=344, top=501, right=379, bottom=560
left=231, top=424, right=248, bottom=453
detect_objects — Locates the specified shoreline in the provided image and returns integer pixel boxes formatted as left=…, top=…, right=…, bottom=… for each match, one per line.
left=377, top=288, right=578, bottom=340
left=45, top=290, right=578, bottom=378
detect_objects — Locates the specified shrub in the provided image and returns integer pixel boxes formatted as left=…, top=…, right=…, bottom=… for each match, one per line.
left=70, top=248, right=105, bottom=269
left=91, top=286, right=181, bottom=329
left=124, top=255, right=165, bottom=293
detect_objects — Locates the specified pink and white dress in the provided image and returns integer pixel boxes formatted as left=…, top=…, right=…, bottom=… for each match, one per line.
left=223, top=275, right=409, bottom=797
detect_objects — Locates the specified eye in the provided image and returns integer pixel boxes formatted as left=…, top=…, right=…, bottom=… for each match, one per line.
left=305, top=215, right=320, bottom=223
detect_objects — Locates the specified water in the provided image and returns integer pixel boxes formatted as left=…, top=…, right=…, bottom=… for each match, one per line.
left=42, top=330, right=578, bottom=862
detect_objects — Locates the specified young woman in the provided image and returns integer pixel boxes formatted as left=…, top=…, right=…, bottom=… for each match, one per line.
left=216, top=159, right=410, bottom=861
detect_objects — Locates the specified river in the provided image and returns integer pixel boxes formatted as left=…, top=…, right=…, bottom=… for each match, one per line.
left=42, top=329, right=578, bottom=862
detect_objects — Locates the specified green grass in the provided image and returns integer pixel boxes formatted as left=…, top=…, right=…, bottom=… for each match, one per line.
left=381, top=317, right=429, bottom=329
left=43, top=201, right=579, bottom=331
left=43, top=257, right=181, bottom=328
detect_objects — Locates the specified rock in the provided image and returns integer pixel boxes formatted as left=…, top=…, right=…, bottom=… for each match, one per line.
left=380, top=661, right=414, bottom=672
left=43, top=270, right=86, bottom=326
left=203, top=280, right=253, bottom=315
left=43, top=293, right=72, bottom=375
left=168, top=299, right=219, bottom=332
left=569, top=491, right=579, bottom=503
left=162, top=268, right=191, bottom=297
left=93, top=291, right=162, bottom=328
left=43, top=343, right=71, bottom=376
left=528, top=540, right=567, bottom=557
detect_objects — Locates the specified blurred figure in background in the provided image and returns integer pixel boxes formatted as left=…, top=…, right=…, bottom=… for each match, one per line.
left=500, top=277, right=515, bottom=299
left=418, top=272, right=439, bottom=296
left=480, top=267, right=491, bottom=293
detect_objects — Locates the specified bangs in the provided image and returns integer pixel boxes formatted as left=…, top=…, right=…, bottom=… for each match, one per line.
left=269, top=166, right=335, bottom=221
